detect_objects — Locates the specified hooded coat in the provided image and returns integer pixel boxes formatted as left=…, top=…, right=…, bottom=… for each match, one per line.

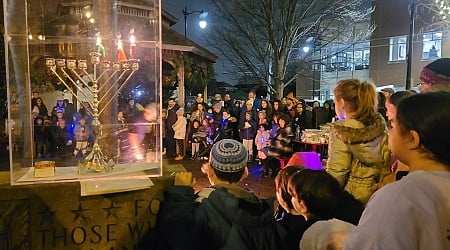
left=326, top=113, right=391, bottom=204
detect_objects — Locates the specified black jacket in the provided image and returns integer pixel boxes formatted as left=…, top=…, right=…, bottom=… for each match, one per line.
left=157, top=184, right=284, bottom=250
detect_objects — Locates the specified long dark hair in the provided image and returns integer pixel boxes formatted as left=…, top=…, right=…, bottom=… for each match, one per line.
left=396, top=91, right=450, bottom=167
left=288, top=169, right=364, bottom=224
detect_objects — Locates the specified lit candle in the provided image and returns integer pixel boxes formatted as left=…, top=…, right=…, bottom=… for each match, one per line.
left=129, top=28, right=136, bottom=59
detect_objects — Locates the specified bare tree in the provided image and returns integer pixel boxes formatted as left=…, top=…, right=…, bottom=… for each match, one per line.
left=207, top=0, right=374, bottom=99
left=417, top=0, right=450, bottom=31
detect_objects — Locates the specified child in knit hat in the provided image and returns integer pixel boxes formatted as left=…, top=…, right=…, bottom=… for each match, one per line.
left=157, top=139, right=283, bottom=250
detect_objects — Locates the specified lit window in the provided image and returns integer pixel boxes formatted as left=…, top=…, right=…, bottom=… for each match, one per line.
left=389, top=36, right=407, bottom=62
left=422, top=32, right=442, bottom=60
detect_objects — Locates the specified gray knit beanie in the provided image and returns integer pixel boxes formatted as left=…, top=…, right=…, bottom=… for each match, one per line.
left=210, top=139, right=248, bottom=173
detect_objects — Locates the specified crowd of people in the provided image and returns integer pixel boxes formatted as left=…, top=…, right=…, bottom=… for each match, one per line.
left=31, top=93, right=159, bottom=162
left=163, top=90, right=336, bottom=177
left=155, top=58, right=450, bottom=250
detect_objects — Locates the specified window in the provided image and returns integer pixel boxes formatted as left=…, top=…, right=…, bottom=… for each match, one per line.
left=422, top=32, right=442, bottom=60
left=320, top=41, right=370, bottom=72
left=389, top=36, right=407, bottom=62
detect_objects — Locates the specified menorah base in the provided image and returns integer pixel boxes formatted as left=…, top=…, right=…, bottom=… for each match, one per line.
left=78, top=143, right=114, bottom=174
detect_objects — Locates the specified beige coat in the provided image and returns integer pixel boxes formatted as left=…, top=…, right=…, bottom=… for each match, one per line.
left=326, top=113, right=391, bottom=205
left=172, top=116, right=187, bottom=140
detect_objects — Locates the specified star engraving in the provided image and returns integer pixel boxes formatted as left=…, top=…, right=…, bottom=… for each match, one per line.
left=39, top=207, right=55, bottom=226
left=72, top=203, right=90, bottom=222
left=103, top=201, right=121, bottom=219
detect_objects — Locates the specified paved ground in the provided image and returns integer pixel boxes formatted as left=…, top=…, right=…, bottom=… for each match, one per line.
left=164, top=157, right=276, bottom=199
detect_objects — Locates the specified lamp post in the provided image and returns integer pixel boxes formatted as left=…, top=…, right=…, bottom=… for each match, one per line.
left=182, top=6, right=205, bottom=37
left=406, top=0, right=416, bottom=90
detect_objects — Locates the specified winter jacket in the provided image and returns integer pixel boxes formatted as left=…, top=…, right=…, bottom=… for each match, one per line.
left=326, top=113, right=391, bottom=205
left=157, top=184, right=284, bottom=250
left=172, top=116, right=187, bottom=140
left=239, top=119, right=257, bottom=140
left=166, top=104, right=180, bottom=135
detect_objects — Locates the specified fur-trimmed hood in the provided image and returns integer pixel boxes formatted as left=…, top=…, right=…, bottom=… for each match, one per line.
left=331, top=113, right=387, bottom=144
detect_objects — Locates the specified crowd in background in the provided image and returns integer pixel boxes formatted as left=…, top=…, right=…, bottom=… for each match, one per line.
left=163, top=89, right=337, bottom=177
left=31, top=93, right=159, bottom=162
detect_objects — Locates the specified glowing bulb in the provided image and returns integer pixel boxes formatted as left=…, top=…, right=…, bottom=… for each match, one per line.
left=85, top=11, right=91, bottom=19
left=199, top=20, right=207, bottom=29
left=89, top=18, right=95, bottom=24
left=28, top=34, right=33, bottom=40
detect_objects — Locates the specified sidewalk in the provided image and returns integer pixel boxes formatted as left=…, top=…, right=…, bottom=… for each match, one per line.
left=164, top=157, right=276, bottom=199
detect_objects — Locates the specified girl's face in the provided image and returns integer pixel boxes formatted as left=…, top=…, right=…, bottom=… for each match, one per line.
left=334, top=96, right=346, bottom=120
left=193, top=122, right=200, bottom=128
left=279, top=119, right=286, bottom=128
left=202, top=119, right=208, bottom=126
left=296, top=104, right=303, bottom=114
left=245, top=113, right=251, bottom=120
left=273, top=116, right=279, bottom=123
left=388, top=116, right=410, bottom=165
left=197, top=103, right=204, bottom=111
left=258, top=113, right=265, bottom=120
left=385, top=100, right=396, bottom=121
left=261, top=101, right=267, bottom=108
left=273, top=102, right=279, bottom=110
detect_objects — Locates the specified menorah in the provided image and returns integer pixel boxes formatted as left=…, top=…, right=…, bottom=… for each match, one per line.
left=45, top=53, right=139, bottom=174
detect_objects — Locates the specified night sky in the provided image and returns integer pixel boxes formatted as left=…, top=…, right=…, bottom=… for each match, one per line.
left=162, top=0, right=231, bottom=83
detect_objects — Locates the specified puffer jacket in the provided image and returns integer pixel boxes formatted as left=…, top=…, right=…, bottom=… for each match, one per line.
left=326, top=113, right=391, bottom=205
left=157, top=184, right=285, bottom=250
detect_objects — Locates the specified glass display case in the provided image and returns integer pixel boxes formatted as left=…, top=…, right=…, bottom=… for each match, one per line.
left=4, top=0, right=163, bottom=184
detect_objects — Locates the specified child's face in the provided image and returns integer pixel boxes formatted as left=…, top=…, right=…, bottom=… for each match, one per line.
left=279, top=119, right=286, bottom=128
left=202, top=120, right=208, bottom=126
left=36, top=119, right=43, bottom=125
left=385, top=101, right=396, bottom=121
left=388, top=116, right=409, bottom=165
left=193, top=122, right=200, bottom=128
left=245, top=113, right=251, bottom=120
left=259, top=126, right=265, bottom=131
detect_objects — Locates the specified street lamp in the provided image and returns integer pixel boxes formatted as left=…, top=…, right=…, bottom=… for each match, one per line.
left=182, top=6, right=207, bottom=37
left=406, top=0, right=416, bottom=90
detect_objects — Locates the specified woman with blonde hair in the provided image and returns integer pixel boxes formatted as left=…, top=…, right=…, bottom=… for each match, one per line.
left=326, top=79, right=391, bottom=205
